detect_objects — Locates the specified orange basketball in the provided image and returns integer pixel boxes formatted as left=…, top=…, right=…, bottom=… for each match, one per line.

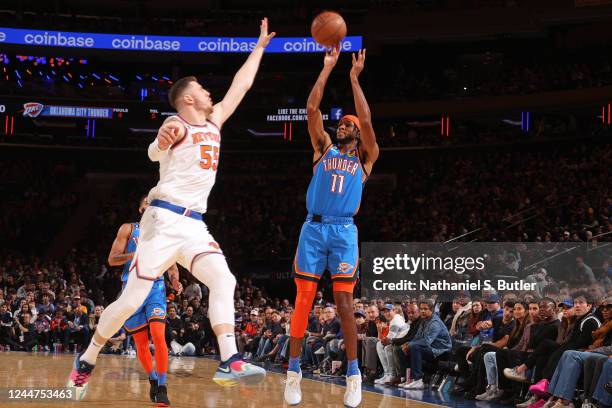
left=311, top=11, right=347, bottom=47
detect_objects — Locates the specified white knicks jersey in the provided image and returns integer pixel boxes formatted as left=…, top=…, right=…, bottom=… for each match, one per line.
left=148, top=115, right=221, bottom=214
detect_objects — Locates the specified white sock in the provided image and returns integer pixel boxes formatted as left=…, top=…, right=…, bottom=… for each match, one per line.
left=218, top=333, right=238, bottom=361
left=80, top=339, right=104, bottom=365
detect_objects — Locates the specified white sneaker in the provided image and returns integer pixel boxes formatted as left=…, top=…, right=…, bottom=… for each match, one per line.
left=404, top=378, right=425, bottom=390
left=344, top=374, right=362, bottom=407
left=374, top=375, right=390, bottom=384
left=284, top=370, right=302, bottom=406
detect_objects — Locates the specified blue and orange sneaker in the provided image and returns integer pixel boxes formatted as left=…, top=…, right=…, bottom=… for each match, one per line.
left=67, top=353, right=95, bottom=401
left=212, top=353, right=266, bottom=387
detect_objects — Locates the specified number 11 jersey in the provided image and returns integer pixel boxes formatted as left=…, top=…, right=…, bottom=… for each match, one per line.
left=306, top=144, right=367, bottom=217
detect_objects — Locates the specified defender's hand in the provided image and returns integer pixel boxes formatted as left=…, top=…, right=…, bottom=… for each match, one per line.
left=157, top=122, right=182, bottom=150
left=350, top=49, right=366, bottom=79
left=256, top=17, right=276, bottom=49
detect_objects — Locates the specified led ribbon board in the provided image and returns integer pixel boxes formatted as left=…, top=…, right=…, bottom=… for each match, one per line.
left=0, top=27, right=362, bottom=53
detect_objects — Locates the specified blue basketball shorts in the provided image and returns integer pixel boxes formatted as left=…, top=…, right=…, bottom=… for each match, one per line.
left=123, top=280, right=167, bottom=333
left=293, top=220, right=359, bottom=283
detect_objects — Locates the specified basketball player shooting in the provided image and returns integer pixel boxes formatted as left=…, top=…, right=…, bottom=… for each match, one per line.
left=284, top=48, right=378, bottom=408
left=106, top=196, right=182, bottom=407
left=68, top=18, right=275, bottom=400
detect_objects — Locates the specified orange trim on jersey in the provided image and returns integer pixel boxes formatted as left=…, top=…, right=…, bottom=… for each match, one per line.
left=312, top=143, right=333, bottom=174
left=124, top=321, right=149, bottom=333
left=147, top=316, right=166, bottom=322
left=293, top=256, right=320, bottom=279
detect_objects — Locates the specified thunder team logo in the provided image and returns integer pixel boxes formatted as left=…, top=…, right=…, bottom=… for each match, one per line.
left=22, top=102, right=44, bottom=118
left=337, top=262, right=354, bottom=273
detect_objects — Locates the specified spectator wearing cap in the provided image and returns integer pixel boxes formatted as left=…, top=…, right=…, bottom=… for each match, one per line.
left=375, top=304, right=409, bottom=385
left=402, top=299, right=452, bottom=390
left=239, top=309, right=260, bottom=359
left=555, top=299, right=576, bottom=344
left=477, top=294, right=503, bottom=344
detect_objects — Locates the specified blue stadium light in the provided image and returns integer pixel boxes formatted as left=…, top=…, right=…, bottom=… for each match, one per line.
left=17, top=79, right=22, bottom=87
left=108, top=74, right=119, bottom=81
left=62, top=75, right=69, bottom=82
left=14, top=70, right=21, bottom=79
left=51, top=70, right=56, bottom=76
left=78, top=83, right=84, bottom=89
left=92, top=73, right=101, bottom=80
left=80, top=74, right=86, bottom=80
left=162, top=76, right=169, bottom=80
left=151, top=75, right=158, bottom=81
left=136, top=75, right=142, bottom=80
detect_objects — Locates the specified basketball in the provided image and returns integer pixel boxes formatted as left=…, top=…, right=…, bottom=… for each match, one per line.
left=311, top=11, right=347, bottom=47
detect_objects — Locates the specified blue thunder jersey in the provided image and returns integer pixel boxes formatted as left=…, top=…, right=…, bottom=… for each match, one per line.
left=121, top=223, right=163, bottom=284
left=306, top=145, right=367, bottom=217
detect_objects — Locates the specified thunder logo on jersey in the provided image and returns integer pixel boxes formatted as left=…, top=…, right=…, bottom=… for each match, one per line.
left=306, top=146, right=366, bottom=217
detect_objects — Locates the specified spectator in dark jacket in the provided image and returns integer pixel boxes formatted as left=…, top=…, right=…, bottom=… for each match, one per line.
left=402, top=299, right=452, bottom=390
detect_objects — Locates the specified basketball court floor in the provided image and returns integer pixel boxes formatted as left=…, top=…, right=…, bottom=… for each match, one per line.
left=0, top=353, right=469, bottom=407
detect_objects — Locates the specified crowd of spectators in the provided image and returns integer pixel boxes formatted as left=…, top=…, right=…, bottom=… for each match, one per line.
left=2, top=51, right=610, bottom=107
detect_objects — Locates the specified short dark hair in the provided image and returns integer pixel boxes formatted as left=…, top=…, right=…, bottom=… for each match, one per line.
left=573, top=291, right=593, bottom=304
left=168, top=76, right=197, bottom=109
left=504, top=300, right=516, bottom=309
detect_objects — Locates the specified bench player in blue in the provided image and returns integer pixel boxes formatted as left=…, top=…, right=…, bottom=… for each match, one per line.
left=284, top=48, right=379, bottom=407
left=106, top=196, right=181, bottom=407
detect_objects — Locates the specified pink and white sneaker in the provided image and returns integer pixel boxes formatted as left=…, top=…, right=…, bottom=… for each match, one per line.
left=66, top=353, right=95, bottom=401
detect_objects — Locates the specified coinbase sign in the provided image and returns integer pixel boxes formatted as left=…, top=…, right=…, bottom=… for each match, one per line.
left=0, top=27, right=362, bottom=53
